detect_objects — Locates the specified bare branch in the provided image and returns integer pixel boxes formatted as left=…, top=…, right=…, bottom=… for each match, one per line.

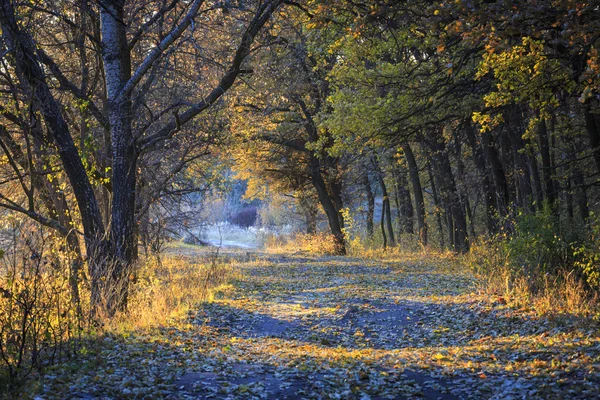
left=120, top=0, right=205, bottom=100
left=137, top=0, right=284, bottom=153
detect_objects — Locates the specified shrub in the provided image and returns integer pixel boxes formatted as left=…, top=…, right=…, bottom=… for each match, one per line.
left=573, top=214, right=600, bottom=290
left=462, top=209, right=599, bottom=316
left=503, top=209, right=578, bottom=277
left=229, top=207, right=258, bottom=228
left=0, top=225, right=84, bottom=395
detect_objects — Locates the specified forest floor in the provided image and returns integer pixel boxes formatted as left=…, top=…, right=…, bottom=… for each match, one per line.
left=34, top=249, right=600, bottom=399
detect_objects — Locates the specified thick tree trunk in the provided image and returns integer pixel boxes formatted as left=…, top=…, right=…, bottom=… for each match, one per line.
left=402, top=143, right=427, bottom=246
left=309, top=155, right=346, bottom=254
left=328, top=165, right=345, bottom=231
left=101, top=0, right=137, bottom=314
left=393, top=164, right=414, bottom=234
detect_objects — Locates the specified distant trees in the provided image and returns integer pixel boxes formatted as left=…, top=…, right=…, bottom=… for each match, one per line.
left=231, top=12, right=348, bottom=254
left=229, top=0, right=600, bottom=257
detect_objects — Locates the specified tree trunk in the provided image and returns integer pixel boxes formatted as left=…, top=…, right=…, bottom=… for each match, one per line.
left=305, top=208, right=317, bottom=234
left=506, top=108, right=534, bottom=211
left=362, top=173, right=375, bottom=238
left=380, top=197, right=387, bottom=250
left=482, top=129, right=510, bottom=218
left=298, top=196, right=318, bottom=235
left=464, top=124, right=498, bottom=235
left=529, top=152, right=544, bottom=211
left=328, top=164, right=345, bottom=231
left=538, top=119, right=557, bottom=213
left=373, top=158, right=396, bottom=247
left=427, top=162, right=445, bottom=249
left=569, top=142, right=589, bottom=223
left=309, top=154, right=346, bottom=254
left=0, top=0, right=107, bottom=310
left=572, top=170, right=589, bottom=223
left=101, top=0, right=137, bottom=314
left=402, top=143, right=427, bottom=246
left=393, top=163, right=414, bottom=234
left=425, top=130, right=468, bottom=253
left=584, top=102, right=600, bottom=174
left=464, top=196, right=476, bottom=239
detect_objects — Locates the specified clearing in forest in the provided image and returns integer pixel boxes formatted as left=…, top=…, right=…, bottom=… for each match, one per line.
left=37, top=250, right=600, bottom=399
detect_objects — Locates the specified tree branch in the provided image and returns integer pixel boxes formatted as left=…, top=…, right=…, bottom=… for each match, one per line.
left=137, top=0, right=285, bottom=153
left=120, top=0, right=205, bottom=100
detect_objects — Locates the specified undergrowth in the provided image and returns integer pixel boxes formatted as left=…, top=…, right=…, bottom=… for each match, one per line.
left=0, top=236, right=233, bottom=397
left=264, top=232, right=342, bottom=255
left=104, top=251, right=233, bottom=333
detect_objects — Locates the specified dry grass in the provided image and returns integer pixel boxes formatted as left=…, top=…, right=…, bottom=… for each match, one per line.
left=465, top=240, right=599, bottom=318
left=104, top=251, right=233, bottom=332
left=265, top=232, right=342, bottom=255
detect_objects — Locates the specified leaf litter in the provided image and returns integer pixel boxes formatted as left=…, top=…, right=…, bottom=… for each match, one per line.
left=31, top=250, right=600, bottom=399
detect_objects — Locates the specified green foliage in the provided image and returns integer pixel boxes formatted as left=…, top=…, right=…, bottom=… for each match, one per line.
left=473, top=37, right=575, bottom=136
left=470, top=208, right=600, bottom=293
left=504, top=208, right=574, bottom=275
left=573, top=214, right=600, bottom=289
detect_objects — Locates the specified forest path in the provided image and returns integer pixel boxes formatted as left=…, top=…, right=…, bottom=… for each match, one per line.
left=174, top=251, right=599, bottom=399
left=38, top=250, right=600, bottom=399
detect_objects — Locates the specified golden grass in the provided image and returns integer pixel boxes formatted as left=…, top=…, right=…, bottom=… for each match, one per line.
left=465, top=240, right=599, bottom=317
left=265, top=232, right=342, bottom=255
left=104, top=252, right=233, bottom=333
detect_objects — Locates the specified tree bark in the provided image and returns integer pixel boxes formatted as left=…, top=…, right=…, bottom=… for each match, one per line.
left=362, top=173, right=375, bottom=238
left=373, top=158, right=396, bottom=247
left=403, top=143, right=427, bottom=246
left=309, top=154, right=346, bottom=254
left=464, top=124, right=498, bottom=235
left=100, top=0, right=138, bottom=314
left=538, top=119, right=557, bottom=213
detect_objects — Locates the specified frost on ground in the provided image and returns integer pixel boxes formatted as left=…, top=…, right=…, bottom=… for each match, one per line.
left=35, top=250, right=600, bottom=399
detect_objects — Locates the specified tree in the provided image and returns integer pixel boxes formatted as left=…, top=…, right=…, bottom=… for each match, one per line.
left=230, top=10, right=349, bottom=254
left=0, top=0, right=284, bottom=314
